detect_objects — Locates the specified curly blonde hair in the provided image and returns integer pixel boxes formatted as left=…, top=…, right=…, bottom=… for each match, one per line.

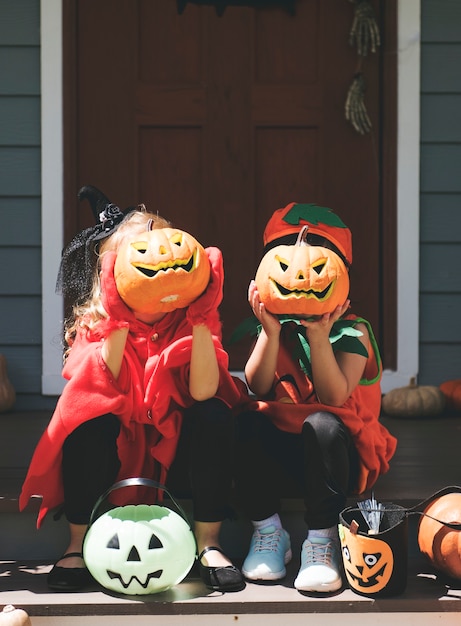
left=63, top=206, right=171, bottom=356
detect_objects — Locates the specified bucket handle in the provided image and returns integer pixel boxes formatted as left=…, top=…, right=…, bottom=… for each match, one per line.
left=347, top=485, right=461, bottom=531
left=87, top=477, right=192, bottom=530
left=408, top=484, right=461, bottom=529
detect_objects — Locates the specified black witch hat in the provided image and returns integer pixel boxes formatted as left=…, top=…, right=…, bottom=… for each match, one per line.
left=56, top=185, right=134, bottom=306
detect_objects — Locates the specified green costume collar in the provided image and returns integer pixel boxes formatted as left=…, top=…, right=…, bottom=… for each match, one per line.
left=230, top=315, right=381, bottom=384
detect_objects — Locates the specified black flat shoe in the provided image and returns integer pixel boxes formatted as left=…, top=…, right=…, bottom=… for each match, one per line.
left=47, top=552, right=93, bottom=592
left=198, top=546, right=246, bottom=592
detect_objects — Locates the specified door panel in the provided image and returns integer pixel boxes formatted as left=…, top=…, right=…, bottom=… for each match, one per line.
left=65, top=0, right=395, bottom=370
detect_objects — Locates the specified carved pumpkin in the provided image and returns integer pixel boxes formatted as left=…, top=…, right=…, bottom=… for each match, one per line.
left=0, top=606, right=31, bottom=626
left=381, top=377, right=446, bottom=418
left=418, top=493, right=461, bottom=580
left=255, top=202, right=352, bottom=317
left=114, top=227, right=210, bottom=315
left=439, top=379, right=461, bottom=412
left=255, top=242, right=349, bottom=317
left=83, top=503, right=196, bottom=595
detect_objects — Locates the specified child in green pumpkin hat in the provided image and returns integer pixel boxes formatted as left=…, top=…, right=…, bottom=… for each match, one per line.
left=235, top=203, right=396, bottom=594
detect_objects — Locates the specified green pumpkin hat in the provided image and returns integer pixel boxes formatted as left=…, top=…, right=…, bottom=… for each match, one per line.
left=263, top=202, right=353, bottom=266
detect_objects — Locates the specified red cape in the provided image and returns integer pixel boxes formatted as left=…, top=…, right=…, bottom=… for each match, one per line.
left=20, top=308, right=248, bottom=528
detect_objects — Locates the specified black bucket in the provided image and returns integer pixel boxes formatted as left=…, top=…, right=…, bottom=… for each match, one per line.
left=339, top=486, right=461, bottom=598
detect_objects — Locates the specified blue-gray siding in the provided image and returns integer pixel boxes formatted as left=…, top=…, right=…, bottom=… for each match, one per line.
left=419, top=0, right=461, bottom=384
left=0, top=0, right=55, bottom=410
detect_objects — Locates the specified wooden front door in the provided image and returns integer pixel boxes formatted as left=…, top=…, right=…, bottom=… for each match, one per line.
left=64, top=0, right=396, bottom=370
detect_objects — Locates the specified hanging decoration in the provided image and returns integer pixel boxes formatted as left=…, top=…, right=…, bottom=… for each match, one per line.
left=345, top=0, right=380, bottom=135
left=176, top=0, right=297, bottom=17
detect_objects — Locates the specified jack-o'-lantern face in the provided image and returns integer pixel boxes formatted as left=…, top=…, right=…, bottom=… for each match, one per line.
left=83, top=504, right=196, bottom=595
left=114, top=227, right=210, bottom=314
left=339, top=524, right=394, bottom=594
left=255, top=242, right=349, bottom=317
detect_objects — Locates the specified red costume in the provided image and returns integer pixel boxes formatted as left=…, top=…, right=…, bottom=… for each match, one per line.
left=244, top=315, right=396, bottom=494
left=20, top=253, right=248, bottom=528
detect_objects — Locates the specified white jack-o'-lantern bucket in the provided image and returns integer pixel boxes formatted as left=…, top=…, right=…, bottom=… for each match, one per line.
left=83, top=477, right=196, bottom=595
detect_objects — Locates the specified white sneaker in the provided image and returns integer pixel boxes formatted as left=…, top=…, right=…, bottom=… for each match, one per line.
left=242, top=525, right=292, bottom=581
left=294, top=537, right=343, bottom=593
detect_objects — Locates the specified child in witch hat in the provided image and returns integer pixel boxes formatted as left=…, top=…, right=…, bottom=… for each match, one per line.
left=20, top=186, right=248, bottom=593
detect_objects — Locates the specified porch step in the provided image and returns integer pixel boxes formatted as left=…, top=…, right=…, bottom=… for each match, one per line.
left=2, top=517, right=461, bottom=626
left=2, top=411, right=461, bottom=622
left=2, top=499, right=461, bottom=623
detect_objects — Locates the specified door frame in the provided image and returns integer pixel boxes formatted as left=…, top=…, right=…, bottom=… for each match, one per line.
left=40, top=0, right=420, bottom=395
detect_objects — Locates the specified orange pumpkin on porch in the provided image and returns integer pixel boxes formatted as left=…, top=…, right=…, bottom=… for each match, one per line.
left=418, top=493, right=461, bottom=579
left=114, top=227, right=211, bottom=315
left=254, top=240, right=350, bottom=317
left=439, top=379, right=461, bottom=412
left=0, top=353, right=15, bottom=413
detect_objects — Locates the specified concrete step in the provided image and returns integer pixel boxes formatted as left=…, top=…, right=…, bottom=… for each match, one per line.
left=2, top=510, right=461, bottom=624
left=2, top=411, right=461, bottom=622
left=2, top=540, right=461, bottom=625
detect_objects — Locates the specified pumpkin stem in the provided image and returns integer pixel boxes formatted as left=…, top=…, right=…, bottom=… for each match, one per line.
left=295, top=225, right=309, bottom=247
left=409, top=376, right=417, bottom=387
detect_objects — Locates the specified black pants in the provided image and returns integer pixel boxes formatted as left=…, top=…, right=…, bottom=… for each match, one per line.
left=234, top=410, right=360, bottom=529
left=62, top=398, right=234, bottom=525
left=62, top=413, right=121, bottom=525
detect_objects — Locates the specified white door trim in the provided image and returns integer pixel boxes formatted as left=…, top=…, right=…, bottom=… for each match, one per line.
left=41, top=0, right=65, bottom=395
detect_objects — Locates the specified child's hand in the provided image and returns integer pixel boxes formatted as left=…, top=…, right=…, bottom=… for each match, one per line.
left=186, top=247, right=223, bottom=328
left=99, top=251, right=132, bottom=321
left=299, top=299, right=350, bottom=338
left=248, top=280, right=281, bottom=336
left=90, top=251, right=131, bottom=339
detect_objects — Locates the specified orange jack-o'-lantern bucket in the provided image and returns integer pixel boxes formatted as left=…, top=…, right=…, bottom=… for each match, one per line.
left=339, top=502, right=408, bottom=597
